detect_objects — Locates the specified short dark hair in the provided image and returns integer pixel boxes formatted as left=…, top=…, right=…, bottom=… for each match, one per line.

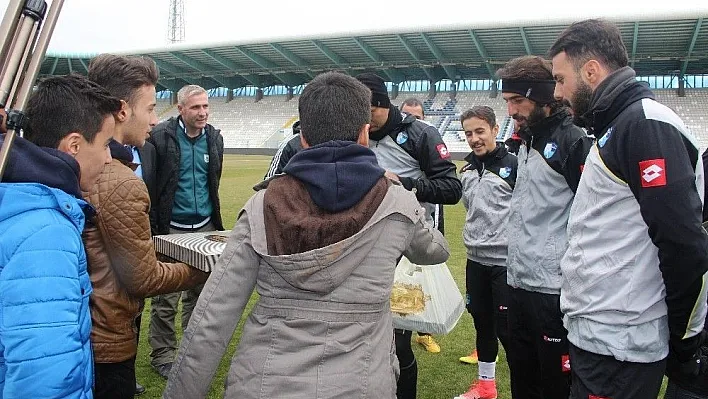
left=400, top=97, right=424, bottom=116
left=497, top=55, right=553, bottom=81
left=460, top=106, right=497, bottom=128
left=298, top=72, right=371, bottom=146
left=88, top=54, right=159, bottom=104
left=23, top=74, right=122, bottom=148
left=548, top=19, right=629, bottom=72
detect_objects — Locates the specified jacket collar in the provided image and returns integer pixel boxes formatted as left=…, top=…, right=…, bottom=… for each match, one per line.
left=283, top=140, right=385, bottom=213
left=177, top=117, right=205, bottom=139
left=518, top=108, right=571, bottom=142
left=464, top=143, right=507, bottom=167
left=581, top=66, right=654, bottom=134
left=1, top=134, right=83, bottom=199
left=108, top=139, right=140, bottom=171
left=369, top=105, right=404, bottom=141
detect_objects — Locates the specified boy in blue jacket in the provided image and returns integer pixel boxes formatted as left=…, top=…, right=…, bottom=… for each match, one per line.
left=0, top=74, right=120, bottom=399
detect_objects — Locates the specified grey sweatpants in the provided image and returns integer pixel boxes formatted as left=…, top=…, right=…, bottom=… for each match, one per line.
left=148, top=222, right=214, bottom=367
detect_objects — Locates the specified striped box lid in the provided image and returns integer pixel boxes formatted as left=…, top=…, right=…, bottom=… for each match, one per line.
left=153, top=231, right=231, bottom=272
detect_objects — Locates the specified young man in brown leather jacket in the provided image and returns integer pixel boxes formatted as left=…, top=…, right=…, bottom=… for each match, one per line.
left=84, top=54, right=209, bottom=399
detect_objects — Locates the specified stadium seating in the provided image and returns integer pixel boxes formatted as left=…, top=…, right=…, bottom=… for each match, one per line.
left=159, top=96, right=299, bottom=148
left=156, top=98, right=177, bottom=120
left=160, top=89, right=708, bottom=151
left=443, top=93, right=514, bottom=151
left=653, top=89, right=708, bottom=144
left=206, top=98, right=280, bottom=148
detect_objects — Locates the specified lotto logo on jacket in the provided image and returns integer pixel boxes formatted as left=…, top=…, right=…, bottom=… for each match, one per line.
left=639, top=159, right=666, bottom=187
left=561, top=354, right=571, bottom=373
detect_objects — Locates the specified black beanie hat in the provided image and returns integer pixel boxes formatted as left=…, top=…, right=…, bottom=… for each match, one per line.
left=356, top=72, right=391, bottom=108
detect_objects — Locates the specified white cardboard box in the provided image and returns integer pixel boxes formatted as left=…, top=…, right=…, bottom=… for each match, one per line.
left=153, top=231, right=231, bottom=272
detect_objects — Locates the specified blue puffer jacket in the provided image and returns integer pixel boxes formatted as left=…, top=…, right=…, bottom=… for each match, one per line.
left=0, top=135, right=94, bottom=399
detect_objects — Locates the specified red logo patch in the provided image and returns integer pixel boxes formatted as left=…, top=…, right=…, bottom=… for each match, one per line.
left=589, top=396, right=612, bottom=399
left=561, top=354, right=571, bottom=373
left=639, top=159, right=666, bottom=188
left=436, top=144, right=450, bottom=159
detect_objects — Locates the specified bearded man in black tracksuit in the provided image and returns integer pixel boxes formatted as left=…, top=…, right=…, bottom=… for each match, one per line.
left=550, top=19, right=708, bottom=399
left=498, top=56, right=594, bottom=399
left=355, top=72, right=462, bottom=399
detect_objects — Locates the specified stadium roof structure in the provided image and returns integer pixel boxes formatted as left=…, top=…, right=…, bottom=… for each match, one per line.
left=40, top=16, right=708, bottom=92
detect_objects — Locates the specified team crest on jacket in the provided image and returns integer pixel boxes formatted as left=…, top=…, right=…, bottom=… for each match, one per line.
left=436, top=143, right=451, bottom=159
left=599, top=126, right=613, bottom=148
left=499, top=167, right=511, bottom=179
left=543, top=142, right=558, bottom=159
left=204, top=154, right=210, bottom=163
left=396, top=132, right=408, bottom=145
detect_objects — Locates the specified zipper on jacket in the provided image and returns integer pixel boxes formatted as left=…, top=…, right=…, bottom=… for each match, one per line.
left=525, top=136, right=533, bottom=164
left=192, top=142, right=198, bottom=220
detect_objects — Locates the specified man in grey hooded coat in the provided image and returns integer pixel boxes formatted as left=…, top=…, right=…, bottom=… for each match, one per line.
left=163, top=72, right=449, bottom=399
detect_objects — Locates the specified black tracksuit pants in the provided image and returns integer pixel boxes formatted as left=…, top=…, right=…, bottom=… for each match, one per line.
left=465, top=259, right=510, bottom=362
left=94, top=358, right=136, bottom=399
left=395, top=329, right=417, bottom=399
left=506, top=287, right=570, bottom=399
left=570, top=343, right=666, bottom=399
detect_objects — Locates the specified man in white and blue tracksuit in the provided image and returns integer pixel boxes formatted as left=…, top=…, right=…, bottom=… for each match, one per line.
left=551, top=20, right=708, bottom=399
left=455, top=105, right=517, bottom=399
left=498, top=56, right=594, bottom=399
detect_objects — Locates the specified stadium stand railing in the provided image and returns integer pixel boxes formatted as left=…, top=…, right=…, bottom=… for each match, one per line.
left=160, top=89, right=708, bottom=151
left=653, top=89, right=708, bottom=146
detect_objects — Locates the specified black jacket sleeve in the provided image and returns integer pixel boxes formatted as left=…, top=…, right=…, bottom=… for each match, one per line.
left=215, top=129, right=224, bottom=181
left=618, top=118, right=708, bottom=362
left=264, top=135, right=301, bottom=179
left=562, top=135, right=594, bottom=193
left=138, top=142, right=158, bottom=235
left=145, top=127, right=165, bottom=235
left=398, top=125, right=462, bottom=205
left=703, top=148, right=708, bottom=223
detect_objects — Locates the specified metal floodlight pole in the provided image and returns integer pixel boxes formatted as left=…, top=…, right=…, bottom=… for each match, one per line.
left=0, top=0, right=64, bottom=180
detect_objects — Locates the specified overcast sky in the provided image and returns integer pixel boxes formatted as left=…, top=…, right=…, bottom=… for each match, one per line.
left=0, top=0, right=707, bottom=54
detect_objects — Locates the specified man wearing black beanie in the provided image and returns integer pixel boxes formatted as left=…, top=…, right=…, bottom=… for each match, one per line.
left=355, top=72, right=462, bottom=399
left=357, top=73, right=392, bottom=109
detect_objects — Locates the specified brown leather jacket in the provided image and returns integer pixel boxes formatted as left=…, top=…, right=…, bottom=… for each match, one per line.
left=83, top=158, right=208, bottom=363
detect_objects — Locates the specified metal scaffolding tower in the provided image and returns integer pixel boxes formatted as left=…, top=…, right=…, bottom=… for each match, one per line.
left=168, top=0, right=185, bottom=44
